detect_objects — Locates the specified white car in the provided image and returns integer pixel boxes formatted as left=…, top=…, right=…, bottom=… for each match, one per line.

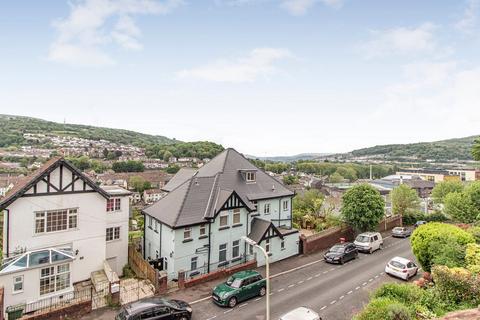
left=385, top=257, right=419, bottom=280
left=279, top=307, right=322, bottom=320
left=354, top=232, right=383, bottom=253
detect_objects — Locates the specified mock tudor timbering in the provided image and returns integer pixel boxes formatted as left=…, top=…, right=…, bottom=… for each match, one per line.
left=142, top=148, right=299, bottom=279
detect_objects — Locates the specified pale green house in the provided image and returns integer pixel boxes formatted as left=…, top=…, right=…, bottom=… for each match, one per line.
left=143, top=148, right=299, bottom=279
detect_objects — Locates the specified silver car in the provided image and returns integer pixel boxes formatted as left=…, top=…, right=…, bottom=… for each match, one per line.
left=392, top=227, right=411, bottom=238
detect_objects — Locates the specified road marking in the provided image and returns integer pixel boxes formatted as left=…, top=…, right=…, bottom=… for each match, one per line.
left=298, top=280, right=304, bottom=284
left=254, top=298, right=262, bottom=301
left=375, top=275, right=379, bottom=279
left=270, top=257, right=325, bottom=279
left=190, top=296, right=211, bottom=305
left=315, top=274, right=321, bottom=277
left=288, top=284, right=295, bottom=288
left=269, top=293, right=274, bottom=296
left=323, top=271, right=328, bottom=274
left=329, top=268, right=335, bottom=272
left=330, top=300, right=336, bottom=305
left=380, top=272, right=384, bottom=275
left=205, top=316, right=217, bottom=320
left=320, top=306, right=327, bottom=311
left=339, top=295, right=345, bottom=300
left=368, top=278, right=373, bottom=282
left=224, top=309, right=233, bottom=314
left=278, top=288, right=285, bottom=292
left=362, top=282, right=367, bottom=286
left=347, top=290, right=353, bottom=295
left=307, top=277, right=313, bottom=280
left=239, top=303, right=248, bottom=308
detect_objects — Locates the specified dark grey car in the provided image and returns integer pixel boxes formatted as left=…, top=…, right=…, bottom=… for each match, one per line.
left=392, top=227, right=411, bottom=238
left=116, top=298, right=192, bottom=320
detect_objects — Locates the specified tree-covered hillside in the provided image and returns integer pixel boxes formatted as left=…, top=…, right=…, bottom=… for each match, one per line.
left=0, top=114, right=175, bottom=148
left=350, top=135, right=480, bottom=161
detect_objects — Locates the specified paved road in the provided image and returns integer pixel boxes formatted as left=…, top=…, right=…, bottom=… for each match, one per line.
left=190, top=235, right=418, bottom=320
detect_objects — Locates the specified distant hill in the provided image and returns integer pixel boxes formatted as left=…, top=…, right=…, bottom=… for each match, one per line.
left=346, top=135, right=479, bottom=161
left=247, top=153, right=331, bottom=162
left=0, top=114, right=176, bottom=148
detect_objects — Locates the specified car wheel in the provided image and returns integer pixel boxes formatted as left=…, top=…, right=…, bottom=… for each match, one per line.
left=369, top=248, right=373, bottom=254
left=179, top=316, right=189, bottom=320
left=228, top=297, right=237, bottom=308
left=379, top=243, right=384, bottom=250
left=340, top=258, right=345, bottom=265
left=259, top=286, right=266, bottom=297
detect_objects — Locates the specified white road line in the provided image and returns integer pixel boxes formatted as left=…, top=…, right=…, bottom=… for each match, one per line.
left=270, top=258, right=326, bottom=279
left=269, top=293, right=274, bottom=296
left=330, top=300, right=336, bottom=305
left=375, top=275, right=379, bottom=279
left=339, top=295, right=345, bottom=300
left=380, top=272, right=385, bottom=275
left=320, top=306, right=327, bottom=311
left=239, top=303, right=248, bottom=308
left=355, top=286, right=360, bottom=290
left=288, top=284, right=295, bottom=288
left=368, top=278, right=373, bottom=282
left=190, top=296, right=211, bottom=305
left=315, top=274, right=321, bottom=277
left=347, top=290, right=353, bottom=295
left=224, top=309, right=233, bottom=314
left=205, top=316, right=217, bottom=320
left=307, top=277, right=312, bottom=281
left=329, top=268, right=335, bottom=272
left=362, top=282, right=367, bottom=286
left=254, top=298, right=261, bottom=301
left=278, top=288, right=285, bottom=292
left=323, top=271, right=328, bottom=274
left=298, top=280, right=304, bottom=284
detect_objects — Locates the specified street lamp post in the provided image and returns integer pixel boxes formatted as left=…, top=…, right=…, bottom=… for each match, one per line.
left=242, top=236, right=269, bottom=320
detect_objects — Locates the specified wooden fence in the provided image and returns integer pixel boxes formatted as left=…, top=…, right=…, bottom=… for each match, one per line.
left=128, top=245, right=160, bottom=293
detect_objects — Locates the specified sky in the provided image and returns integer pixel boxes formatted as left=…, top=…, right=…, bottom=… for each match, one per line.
left=1, top=0, right=480, bottom=156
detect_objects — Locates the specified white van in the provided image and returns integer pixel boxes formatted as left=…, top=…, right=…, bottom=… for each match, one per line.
left=280, top=307, right=322, bottom=320
left=354, top=232, right=383, bottom=253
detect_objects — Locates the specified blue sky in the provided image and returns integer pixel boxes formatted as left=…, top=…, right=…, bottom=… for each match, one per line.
left=1, top=0, right=479, bottom=156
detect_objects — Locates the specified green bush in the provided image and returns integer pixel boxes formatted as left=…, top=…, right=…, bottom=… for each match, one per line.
left=354, top=297, right=412, bottom=320
left=425, top=212, right=449, bottom=222
left=468, top=226, right=480, bottom=243
left=373, top=283, right=423, bottom=305
left=432, top=265, right=480, bottom=307
left=410, top=222, right=475, bottom=272
left=122, top=265, right=135, bottom=278
left=465, top=243, right=480, bottom=274
left=341, top=184, right=385, bottom=232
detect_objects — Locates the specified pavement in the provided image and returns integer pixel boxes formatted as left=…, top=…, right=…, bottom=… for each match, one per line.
left=82, top=233, right=418, bottom=320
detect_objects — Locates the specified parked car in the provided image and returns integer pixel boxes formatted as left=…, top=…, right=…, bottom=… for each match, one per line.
left=414, top=221, right=427, bottom=228
left=212, top=270, right=266, bottom=308
left=324, top=242, right=358, bottom=264
left=279, top=307, right=322, bottom=320
left=116, top=297, right=192, bottom=320
left=392, top=227, right=411, bottom=238
left=385, top=256, right=419, bottom=280
left=354, top=232, right=384, bottom=253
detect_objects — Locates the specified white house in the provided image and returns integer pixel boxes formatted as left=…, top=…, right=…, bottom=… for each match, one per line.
left=143, top=148, right=299, bottom=280
left=143, top=189, right=164, bottom=204
left=0, top=158, right=130, bottom=316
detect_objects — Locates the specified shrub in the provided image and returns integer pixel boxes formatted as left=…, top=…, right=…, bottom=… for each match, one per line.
left=354, top=297, right=412, bottom=320
left=410, top=223, right=475, bottom=272
left=373, top=283, right=423, bottom=306
left=465, top=243, right=480, bottom=274
left=424, top=212, right=448, bottom=222
left=468, top=226, right=480, bottom=243
left=432, top=265, right=480, bottom=307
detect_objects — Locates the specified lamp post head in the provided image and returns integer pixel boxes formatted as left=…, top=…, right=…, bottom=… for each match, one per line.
left=241, top=236, right=257, bottom=246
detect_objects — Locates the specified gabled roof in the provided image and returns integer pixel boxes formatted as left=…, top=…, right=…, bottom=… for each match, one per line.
left=143, top=148, right=294, bottom=228
left=162, top=168, right=197, bottom=192
left=0, top=157, right=110, bottom=210
left=248, top=217, right=283, bottom=244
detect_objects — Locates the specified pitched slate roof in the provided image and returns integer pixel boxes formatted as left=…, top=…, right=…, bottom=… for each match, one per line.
left=0, top=157, right=110, bottom=210
left=143, top=148, right=294, bottom=228
left=162, top=168, right=197, bottom=192
left=248, top=217, right=283, bottom=244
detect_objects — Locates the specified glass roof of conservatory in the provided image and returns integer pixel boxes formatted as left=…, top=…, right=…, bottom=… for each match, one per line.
left=0, top=248, right=75, bottom=274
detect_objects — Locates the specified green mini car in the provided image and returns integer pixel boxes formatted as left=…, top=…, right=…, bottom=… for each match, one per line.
left=211, top=270, right=267, bottom=307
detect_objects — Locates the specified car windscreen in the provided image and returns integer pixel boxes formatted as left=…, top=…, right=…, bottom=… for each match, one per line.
left=390, top=260, right=406, bottom=269
left=355, top=235, right=370, bottom=243
left=115, top=310, right=128, bottom=320
left=226, top=277, right=242, bottom=288
left=393, top=227, right=403, bottom=231
left=329, top=245, right=345, bottom=253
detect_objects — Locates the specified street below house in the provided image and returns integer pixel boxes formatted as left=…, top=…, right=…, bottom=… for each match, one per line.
left=190, top=235, right=418, bottom=320
left=82, top=234, right=418, bottom=320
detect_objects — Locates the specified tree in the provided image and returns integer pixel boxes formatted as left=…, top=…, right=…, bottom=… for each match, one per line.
left=293, top=189, right=324, bottom=216
left=444, top=182, right=480, bottom=223
left=112, top=160, right=144, bottom=173
left=282, top=175, right=299, bottom=185
left=431, top=180, right=464, bottom=204
left=163, top=150, right=173, bottom=162
left=410, top=222, right=475, bottom=272
left=341, top=184, right=385, bottom=232
left=472, top=138, right=480, bottom=161
left=129, top=176, right=151, bottom=193
left=390, top=184, right=420, bottom=225
left=68, top=156, right=91, bottom=171
left=329, top=172, right=344, bottom=183
left=166, top=164, right=180, bottom=174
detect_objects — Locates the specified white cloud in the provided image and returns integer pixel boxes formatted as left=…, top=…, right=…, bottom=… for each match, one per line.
left=280, top=0, right=342, bottom=15
left=455, top=0, right=480, bottom=34
left=49, top=0, right=183, bottom=66
left=177, top=48, right=292, bottom=83
left=360, top=23, right=438, bottom=58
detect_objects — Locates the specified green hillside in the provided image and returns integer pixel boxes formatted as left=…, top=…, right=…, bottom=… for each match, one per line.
left=350, top=135, right=479, bottom=161
left=0, top=114, right=176, bottom=148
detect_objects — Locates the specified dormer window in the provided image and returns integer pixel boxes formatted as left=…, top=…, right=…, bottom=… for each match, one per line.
left=246, top=172, right=256, bottom=182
